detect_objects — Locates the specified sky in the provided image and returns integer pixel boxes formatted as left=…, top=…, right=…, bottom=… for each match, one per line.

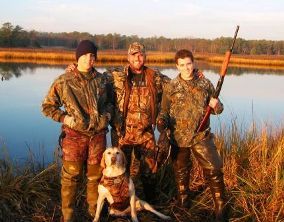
left=0, top=0, right=284, bottom=41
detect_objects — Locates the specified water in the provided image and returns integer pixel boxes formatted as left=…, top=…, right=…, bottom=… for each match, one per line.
left=0, top=62, right=284, bottom=162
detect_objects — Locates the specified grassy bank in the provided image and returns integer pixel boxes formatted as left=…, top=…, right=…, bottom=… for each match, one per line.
left=0, top=122, right=283, bottom=222
left=0, top=48, right=284, bottom=68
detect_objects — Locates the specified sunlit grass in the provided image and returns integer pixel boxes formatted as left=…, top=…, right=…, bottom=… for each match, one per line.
left=0, top=121, right=283, bottom=221
left=215, top=122, right=284, bottom=222
left=0, top=157, right=61, bottom=221
left=1, top=48, right=284, bottom=69
left=208, top=54, right=284, bottom=67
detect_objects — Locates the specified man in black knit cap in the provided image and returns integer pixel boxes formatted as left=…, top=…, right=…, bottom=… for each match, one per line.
left=42, top=40, right=113, bottom=221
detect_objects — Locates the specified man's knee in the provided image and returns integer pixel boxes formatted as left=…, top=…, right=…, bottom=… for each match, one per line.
left=61, top=160, right=84, bottom=182
left=173, top=147, right=192, bottom=171
left=203, top=168, right=224, bottom=182
left=86, top=164, right=102, bottom=181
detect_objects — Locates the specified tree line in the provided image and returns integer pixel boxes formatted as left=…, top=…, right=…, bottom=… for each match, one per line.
left=1, top=22, right=284, bottom=55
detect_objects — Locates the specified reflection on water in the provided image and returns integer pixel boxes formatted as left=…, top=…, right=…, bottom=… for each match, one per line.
left=1, top=61, right=284, bottom=81
left=0, top=62, right=66, bottom=81
left=0, top=62, right=284, bottom=162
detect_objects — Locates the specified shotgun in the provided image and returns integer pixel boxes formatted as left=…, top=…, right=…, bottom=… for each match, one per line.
left=196, top=25, right=239, bottom=133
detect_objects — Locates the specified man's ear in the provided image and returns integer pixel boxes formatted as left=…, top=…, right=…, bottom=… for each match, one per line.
left=100, top=152, right=106, bottom=169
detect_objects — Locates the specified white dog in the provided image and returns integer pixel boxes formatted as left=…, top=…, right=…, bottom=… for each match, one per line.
left=93, top=147, right=171, bottom=222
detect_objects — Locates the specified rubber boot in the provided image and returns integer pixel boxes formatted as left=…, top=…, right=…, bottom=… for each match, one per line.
left=204, top=169, right=228, bottom=222
left=86, top=164, right=102, bottom=217
left=172, top=147, right=191, bottom=208
left=61, top=160, right=83, bottom=222
left=174, top=166, right=191, bottom=208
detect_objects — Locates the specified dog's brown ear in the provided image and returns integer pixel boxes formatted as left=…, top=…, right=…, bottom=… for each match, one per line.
left=100, top=152, right=106, bottom=169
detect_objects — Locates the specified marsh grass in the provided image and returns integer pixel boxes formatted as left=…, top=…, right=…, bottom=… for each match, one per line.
left=1, top=48, right=284, bottom=68
left=0, top=159, right=61, bottom=221
left=0, top=121, right=283, bottom=221
left=207, top=54, right=284, bottom=68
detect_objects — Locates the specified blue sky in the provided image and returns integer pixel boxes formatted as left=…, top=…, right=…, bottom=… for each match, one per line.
left=0, top=0, right=283, bottom=40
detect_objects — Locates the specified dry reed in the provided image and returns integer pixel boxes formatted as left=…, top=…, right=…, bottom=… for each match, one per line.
left=1, top=48, right=284, bottom=68
left=0, top=121, right=283, bottom=221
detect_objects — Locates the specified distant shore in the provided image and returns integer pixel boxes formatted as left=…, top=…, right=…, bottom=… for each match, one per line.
left=0, top=48, right=284, bottom=69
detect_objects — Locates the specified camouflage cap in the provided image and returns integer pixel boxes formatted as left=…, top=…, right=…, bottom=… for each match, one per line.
left=128, top=42, right=146, bottom=55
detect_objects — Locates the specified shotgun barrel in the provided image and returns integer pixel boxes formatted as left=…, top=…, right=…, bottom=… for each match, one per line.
left=196, top=25, right=239, bottom=133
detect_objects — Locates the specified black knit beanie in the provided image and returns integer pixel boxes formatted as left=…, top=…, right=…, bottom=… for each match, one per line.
left=76, top=40, right=97, bottom=61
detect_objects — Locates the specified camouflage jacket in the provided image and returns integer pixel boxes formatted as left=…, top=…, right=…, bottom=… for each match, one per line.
left=42, top=68, right=113, bottom=136
left=157, top=71, right=223, bottom=147
left=105, top=65, right=170, bottom=136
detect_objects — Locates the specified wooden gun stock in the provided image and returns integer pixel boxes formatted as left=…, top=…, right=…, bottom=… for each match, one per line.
left=196, top=26, right=239, bottom=133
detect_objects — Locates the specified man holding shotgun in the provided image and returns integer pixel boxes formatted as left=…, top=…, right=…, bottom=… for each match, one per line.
left=157, top=27, right=239, bottom=221
left=157, top=49, right=226, bottom=220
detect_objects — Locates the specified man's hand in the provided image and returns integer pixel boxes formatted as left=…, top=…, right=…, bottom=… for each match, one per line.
left=156, top=130, right=171, bottom=168
left=105, top=112, right=111, bottom=121
left=209, top=98, right=221, bottom=110
left=197, top=70, right=204, bottom=78
left=63, top=115, right=76, bottom=128
left=157, top=119, right=167, bottom=133
left=96, top=113, right=111, bottom=131
left=65, top=63, right=77, bottom=73
left=145, top=157, right=157, bottom=173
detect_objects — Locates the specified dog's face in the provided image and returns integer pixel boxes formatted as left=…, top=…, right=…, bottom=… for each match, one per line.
left=100, top=147, right=126, bottom=169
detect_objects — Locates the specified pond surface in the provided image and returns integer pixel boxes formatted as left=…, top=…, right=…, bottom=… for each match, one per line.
left=0, top=62, right=283, bottom=162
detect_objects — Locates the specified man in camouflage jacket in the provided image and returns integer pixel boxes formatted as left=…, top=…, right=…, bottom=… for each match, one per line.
left=42, top=40, right=113, bottom=221
left=157, top=49, right=227, bottom=221
left=106, top=42, right=170, bottom=202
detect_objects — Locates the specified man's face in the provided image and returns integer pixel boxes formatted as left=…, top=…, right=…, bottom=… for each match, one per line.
left=176, top=57, right=194, bottom=80
left=128, top=52, right=145, bottom=73
left=77, top=53, right=95, bottom=72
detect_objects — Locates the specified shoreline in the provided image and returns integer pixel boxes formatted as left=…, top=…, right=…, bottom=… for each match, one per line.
left=0, top=48, right=284, bottom=69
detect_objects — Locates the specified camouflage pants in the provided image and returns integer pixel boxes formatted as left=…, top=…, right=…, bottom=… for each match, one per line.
left=172, top=133, right=227, bottom=218
left=61, top=126, right=106, bottom=164
left=60, top=126, right=106, bottom=220
left=172, top=133, right=223, bottom=175
left=171, top=133, right=223, bottom=196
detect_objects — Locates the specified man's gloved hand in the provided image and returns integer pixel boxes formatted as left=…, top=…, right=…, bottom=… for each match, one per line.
left=65, top=63, right=77, bottom=73
left=63, top=115, right=76, bottom=129
left=156, top=129, right=171, bottom=168
left=157, top=118, right=167, bottom=133
left=105, top=112, right=111, bottom=121
left=96, top=113, right=111, bottom=131
left=194, top=68, right=204, bottom=78
left=145, top=157, right=157, bottom=174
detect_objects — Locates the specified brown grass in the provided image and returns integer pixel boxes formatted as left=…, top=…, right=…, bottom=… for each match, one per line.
left=0, top=121, right=283, bottom=221
left=1, top=48, right=284, bottom=68
left=207, top=54, right=284, bottom=67
left=215, top=123, right=284, bottom=221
